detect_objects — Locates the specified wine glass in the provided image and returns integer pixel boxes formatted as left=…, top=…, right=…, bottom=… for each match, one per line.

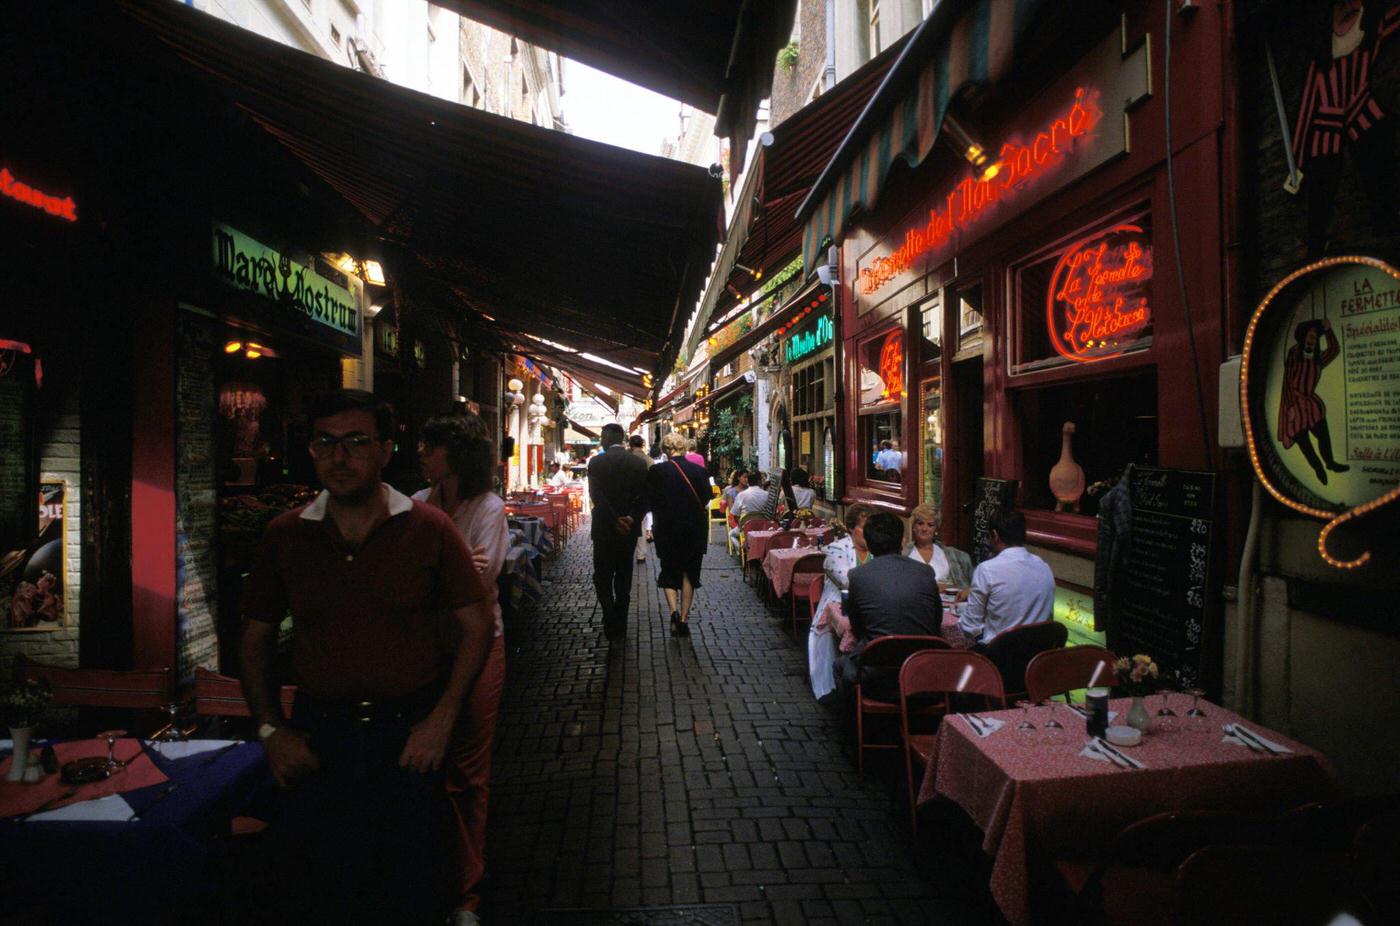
left=1040, top=699, right=1064, bottom=743
left=1185, top=687, right=1208, bottom=733
left=98, top=729, right=128, bottom=773
left=1015, top=700, right=1037, bottom=740
left=1155, top=679, right=1178, bottom=731
left=158, top=702, right=185, bottom=742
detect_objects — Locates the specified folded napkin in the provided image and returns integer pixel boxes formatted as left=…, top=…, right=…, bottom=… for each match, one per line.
left=25, top=793, right=134, bottom=823
left=148, top=739, right=240, bottom=760
left=1079, top=738, right=1146, bottom=769
left=1222, top=723, right=1292, bottom=755
left=962, top=715, right=1006, bottom=738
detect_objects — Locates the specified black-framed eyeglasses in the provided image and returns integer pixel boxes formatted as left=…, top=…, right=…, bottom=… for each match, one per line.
left=308, top=432, right=381, bottom=459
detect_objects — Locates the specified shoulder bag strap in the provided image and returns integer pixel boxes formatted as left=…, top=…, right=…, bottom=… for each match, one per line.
left=670, top=459, right=705, bottom=511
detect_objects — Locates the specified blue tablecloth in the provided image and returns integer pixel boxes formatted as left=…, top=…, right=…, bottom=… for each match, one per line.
left=508, top=515, right=553, bottom=555
left=504, top=543, right=543, bottom=610
left=1, top=740, right=271, bottom=923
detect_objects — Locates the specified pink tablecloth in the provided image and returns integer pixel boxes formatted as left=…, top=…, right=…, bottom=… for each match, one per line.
left=918, top=696, right=1335, bottom=926
left=745, top=528, right=825, bottom=563
left=812, top=601, right=968, bottom=652
left=761, top=546, right=824, bottom=597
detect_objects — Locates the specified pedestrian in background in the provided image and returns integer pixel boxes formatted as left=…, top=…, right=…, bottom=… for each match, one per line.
left=646, top=431, right=710, bottom=636
left=414, top=413, right=509, bottom=926
left=587, top=423, right=648, bottom=641
left=629, top=434, right=653, bottom=562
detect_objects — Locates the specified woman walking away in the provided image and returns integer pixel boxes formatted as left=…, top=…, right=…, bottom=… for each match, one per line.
left=905, top=503, right=972, bottom=589
left=415, top=414, right=509, bottom=926
left=646, top=432, right=711, bottom=636
left=808, top=503, right=877, bottom=701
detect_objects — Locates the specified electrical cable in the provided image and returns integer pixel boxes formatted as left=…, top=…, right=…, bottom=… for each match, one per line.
left=1164, top=0, right=1216, bottom=471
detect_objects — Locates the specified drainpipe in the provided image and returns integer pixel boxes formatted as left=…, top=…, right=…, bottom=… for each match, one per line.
left=1235, top=482, right=1263, bottom=718
left=824, top=0, right=837, bottom=90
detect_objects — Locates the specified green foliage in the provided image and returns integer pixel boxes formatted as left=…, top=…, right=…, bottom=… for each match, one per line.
left=707, top=393, right=753, bottom=470
left=778, top=41, right=800, bottom=72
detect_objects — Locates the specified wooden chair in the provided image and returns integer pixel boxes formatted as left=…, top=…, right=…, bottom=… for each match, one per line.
left=190, top=666, right=296, bottom=720
left=854, top=635, right=951, bottom=779
left=898, top=650, right=1005, bottom=834
left=788, top=552, right=827, bottom=639
left=1051, top=810, right=1275, bottom=926
left=1025, top=645, right=1119, bottom=704
left=982, top=620, right=1068, bottom=702
left=1174, top=844, right=1356, bottom=926
left=1351, top=812, right=1400, bottom=923
left=1275, top=794, right=1400, bottom=854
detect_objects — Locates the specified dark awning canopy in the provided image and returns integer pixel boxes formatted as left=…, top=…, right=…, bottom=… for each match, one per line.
left=437, top=0, right=798, bottom=176
left=114, top=0, right=724, bottom=379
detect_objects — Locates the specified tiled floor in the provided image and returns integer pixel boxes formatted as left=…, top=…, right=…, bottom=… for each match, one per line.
left=480, top=524, right=1003, bottom=925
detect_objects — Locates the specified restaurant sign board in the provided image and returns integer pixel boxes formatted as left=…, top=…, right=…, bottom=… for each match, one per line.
left=785, top=314, right=833, bottom=364
left=855, top=23, right=1150, bottom=313
left=1242, top=256, right=1400, bottom=569
left=212, top=223, right=359, bottom=340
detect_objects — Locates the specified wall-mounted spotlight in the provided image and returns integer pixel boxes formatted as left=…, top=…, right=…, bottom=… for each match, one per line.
left=735, top=262, right=763, bottom=281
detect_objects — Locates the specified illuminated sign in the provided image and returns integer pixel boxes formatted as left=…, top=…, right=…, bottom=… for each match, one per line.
left=1046, top=223, right=1153, bottom=362
left=860, top=329, right=906, bottom=407
left=1241, top=256, right=1400, bottom=570
left=1, top=167, right=76, bottom=222
left=859, top=88, right=1103, bottom=297
left=213, top=223, right=358, bottom=339
left=785, top=315, right=833, bottom=364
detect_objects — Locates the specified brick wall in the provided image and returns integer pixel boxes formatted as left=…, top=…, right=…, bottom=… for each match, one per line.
left=770, top=0, right=828, bottom=128
left=1, top=378, right=81, bottom=671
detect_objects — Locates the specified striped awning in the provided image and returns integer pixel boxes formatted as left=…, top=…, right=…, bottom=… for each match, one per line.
left=798, top=0, right=1049, bottom=270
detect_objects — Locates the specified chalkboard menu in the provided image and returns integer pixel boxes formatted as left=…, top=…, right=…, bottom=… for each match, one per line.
left=0, top=354, right=35, bottom=553
left=971, top=477, right=1019, bottom=565
left=1111, top=466, right=1216, bottom=689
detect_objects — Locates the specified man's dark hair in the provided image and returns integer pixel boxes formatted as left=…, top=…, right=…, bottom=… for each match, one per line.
left=863, top=511, right=904, bottom=556
left=600, top=423, right=626, bottom=447
left=991, top=509, right=1027, bottom=546
left=879, top=440, right=892, bottom=450
left=309, top=389, right=396, bottom=440
left=421, top=414, right=494, bottom=497
left=730, top=469, right=747, bottom=487
left=791, top=467, right=810, bottom=488
left=628, top=434, right=645, bottom=449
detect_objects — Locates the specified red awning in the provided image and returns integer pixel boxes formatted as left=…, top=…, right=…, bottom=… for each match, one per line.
left=709, top=280, right=832, bottom=371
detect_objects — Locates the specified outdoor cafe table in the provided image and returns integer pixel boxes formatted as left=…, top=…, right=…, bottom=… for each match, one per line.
left=761, top=545, right=823, bottom=598
left=745, top=527, right=827, bottom=564
left=916, top=695, right=1335, bottom=926
left=1, top=738, right=271, bottom=923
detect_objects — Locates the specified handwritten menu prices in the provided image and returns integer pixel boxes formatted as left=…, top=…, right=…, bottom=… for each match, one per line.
left=1112, top=467, right=1216, bottom=689
left=175, top=312, right=219, bottom=681
left=971, top=477, right=1019, bottom=566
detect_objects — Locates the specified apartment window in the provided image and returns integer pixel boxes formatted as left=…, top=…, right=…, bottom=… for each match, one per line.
left=869, top=0, right=882, bottom=55
left=463, top=68, right=481, bottom=108
left=329, top=24, right=341, bottom=47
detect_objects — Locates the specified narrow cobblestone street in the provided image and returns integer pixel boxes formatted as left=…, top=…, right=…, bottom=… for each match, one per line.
left=480, top=523, right=1001, bottom=925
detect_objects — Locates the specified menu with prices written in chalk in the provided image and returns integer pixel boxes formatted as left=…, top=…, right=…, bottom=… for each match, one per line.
left=971, top=477, right=1019, bottom=566
left=1111, top=467, right=1216, bottom=689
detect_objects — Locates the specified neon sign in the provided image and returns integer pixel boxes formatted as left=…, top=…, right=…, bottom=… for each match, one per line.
left=1046, top=223, right=1153, bottom=362
left=785, top=314, right=833, bottom=363
left=212, top=223, right=359, bottom=339
left=860, top=330, right=905, bottom=406
left=859, top=87, right=1103, bottom=296
left=1, top=167, right=77, bottom=222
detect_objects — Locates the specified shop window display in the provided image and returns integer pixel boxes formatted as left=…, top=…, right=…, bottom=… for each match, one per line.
left=921, top=378, right=943, bottom=508
left=858, top=327, right=905, bottom=484
left=1014, top=369, right=1157, bottom=517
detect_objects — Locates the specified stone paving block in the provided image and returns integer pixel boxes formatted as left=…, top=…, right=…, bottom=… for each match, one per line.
left=478, top=525, right=995, bottom=924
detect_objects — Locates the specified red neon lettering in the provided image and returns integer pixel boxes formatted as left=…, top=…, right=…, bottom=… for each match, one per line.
left=0, top=167, right=77, bottom=222
left=1045, top=223, right=1153, bottom=363
left=859, top=87, right=1102, bottom=296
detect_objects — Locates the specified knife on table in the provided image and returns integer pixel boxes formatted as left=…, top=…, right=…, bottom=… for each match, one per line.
left=964, top=714, right=986, bottom=736
left=1231, top=724, right=1281, bottom=756
left=1094, top=738, right=1139, bottom=768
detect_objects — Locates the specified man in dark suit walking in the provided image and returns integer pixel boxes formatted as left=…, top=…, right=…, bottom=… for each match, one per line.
left=588, top=423, right=649, bottom=641
left=836, top=511, right=942, bottom=700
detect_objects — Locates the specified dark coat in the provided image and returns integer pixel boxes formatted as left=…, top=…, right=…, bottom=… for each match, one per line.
left=841, top=553, right=943, bottom=698
left=588, top=444, right=648, bottom=542
left=644, top=455, right=710, bottom=562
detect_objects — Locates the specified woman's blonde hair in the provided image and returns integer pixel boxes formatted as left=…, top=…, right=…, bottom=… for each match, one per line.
left=661, top=431, right=689, bottom=456
left=910, top=503, right=940, bottom=531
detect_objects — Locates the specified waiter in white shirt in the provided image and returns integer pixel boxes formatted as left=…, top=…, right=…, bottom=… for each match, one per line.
left=957, top=509, right=1055, bottom=646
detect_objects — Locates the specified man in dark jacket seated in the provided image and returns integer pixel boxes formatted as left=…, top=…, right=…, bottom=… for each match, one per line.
left=836, top=511, right=943, bottom=701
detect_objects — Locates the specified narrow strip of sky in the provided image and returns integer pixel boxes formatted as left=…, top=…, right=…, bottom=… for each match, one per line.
left=563, top=60, right=683, bottom=158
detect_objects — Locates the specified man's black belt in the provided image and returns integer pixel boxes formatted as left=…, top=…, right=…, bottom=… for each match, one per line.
left=295, top=686, right=440, bottom=725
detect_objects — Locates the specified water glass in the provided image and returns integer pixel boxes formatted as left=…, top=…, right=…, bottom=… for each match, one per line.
left=1015, top=700, right=1036, bottom=740
left=1040, top=699, right=1064, bottom=744
left=1156, top=687, right=1178, bottom=731
left=98, top=729, right=128, bottom=773
left=1185, top=687, right=1209, bottom=733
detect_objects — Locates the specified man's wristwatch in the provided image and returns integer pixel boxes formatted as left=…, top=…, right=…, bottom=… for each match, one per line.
left=257, top=722, right=280, bottom=742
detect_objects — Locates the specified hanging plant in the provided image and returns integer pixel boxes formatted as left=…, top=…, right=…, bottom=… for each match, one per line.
left=778, top=41, right=799, bottom=72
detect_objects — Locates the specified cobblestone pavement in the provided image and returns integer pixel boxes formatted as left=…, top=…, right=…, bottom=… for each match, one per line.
left=480, top=523, right=1003, bottom=925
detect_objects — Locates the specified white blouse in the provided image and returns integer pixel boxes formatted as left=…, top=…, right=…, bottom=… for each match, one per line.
left=907, top=544, right=950, bottom=583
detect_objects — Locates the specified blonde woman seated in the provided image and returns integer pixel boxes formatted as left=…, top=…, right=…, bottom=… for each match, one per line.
left=905, top=503, right=972, bottom=590
left=807, top=502, right=877, bottom=702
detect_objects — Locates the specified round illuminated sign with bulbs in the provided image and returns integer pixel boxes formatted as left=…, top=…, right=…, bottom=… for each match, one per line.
left=1240, top=255, right=1400, bottom=569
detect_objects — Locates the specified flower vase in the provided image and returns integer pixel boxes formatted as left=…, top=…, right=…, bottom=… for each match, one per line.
left=1126, top=697, right=1152, bottom=733
left=7, top=727, right=34, bottom=782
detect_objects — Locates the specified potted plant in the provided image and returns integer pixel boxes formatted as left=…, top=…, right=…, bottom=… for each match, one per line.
left=3, top=679, right=52, bottom=782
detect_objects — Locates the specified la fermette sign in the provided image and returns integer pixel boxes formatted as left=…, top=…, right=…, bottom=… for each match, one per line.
left=212, top=223, right=358, bottom=339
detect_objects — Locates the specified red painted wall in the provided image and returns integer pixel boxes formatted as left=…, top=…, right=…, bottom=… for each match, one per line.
left=130, top=302, right=177, bottom=671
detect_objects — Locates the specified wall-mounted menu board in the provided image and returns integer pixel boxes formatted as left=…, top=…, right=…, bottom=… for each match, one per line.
left=0, top=351, right=36, bottom=555
left=971, top=477, right=1018, bottom=565
left=1110, top=466, right=1217, bottom=689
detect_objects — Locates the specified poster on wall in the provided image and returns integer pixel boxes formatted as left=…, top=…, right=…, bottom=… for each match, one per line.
left=1243, top=256, right=1400, bottom=568
left=1, top=480, right=66, bottom=630
left=175, top=309, right=220, bottom=679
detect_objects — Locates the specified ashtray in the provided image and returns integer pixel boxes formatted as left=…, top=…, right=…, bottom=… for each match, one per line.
left=60, top=757, right=112, bottom=785
left=1105, top=725, right=1143, bottom=748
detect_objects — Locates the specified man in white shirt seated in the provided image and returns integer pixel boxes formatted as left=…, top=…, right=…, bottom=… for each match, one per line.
left=548, top=463, right=571, bottom=487
left=728, top=471, right=773, bottom=543
left=957, top=510, right=1055, bottom=647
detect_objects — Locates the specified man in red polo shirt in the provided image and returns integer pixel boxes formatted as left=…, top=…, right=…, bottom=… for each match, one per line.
left=240, top=389, right=491, bottom=925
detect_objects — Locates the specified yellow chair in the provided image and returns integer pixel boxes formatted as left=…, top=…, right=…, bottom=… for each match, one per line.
left=708, top=497, right=727, bottom=545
